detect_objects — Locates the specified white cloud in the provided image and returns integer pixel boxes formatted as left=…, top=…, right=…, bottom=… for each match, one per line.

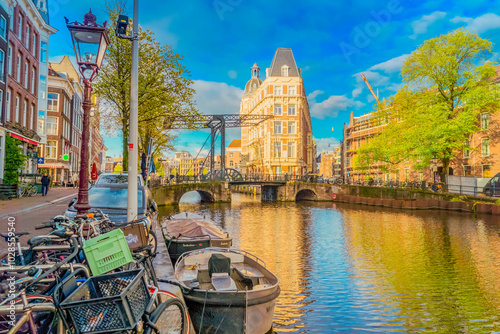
left=315, top=137, right=340, bottom=155
left=192, top=80, right=244, bottom=115
left=368, top=54, right=409, bottom=74
left=228, top=70, right=237, bottom=79
left=451, top=13, right=500, bottom=34
left=308, top=90, right=365, bottom=119
left=410, top=11, right=447, bottom=39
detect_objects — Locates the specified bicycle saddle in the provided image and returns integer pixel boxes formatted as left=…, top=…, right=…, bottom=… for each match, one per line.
left=27, top=236, right=52, bottom=247
left=51, top=227, right=74, bottom=238
left=0, top=231, right=29, bottom=238
left=53, top=215, right=71, bottom=223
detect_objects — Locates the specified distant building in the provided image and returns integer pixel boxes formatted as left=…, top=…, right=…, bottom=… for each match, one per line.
left=333, top=145, right=342, bottom=180
left=226, top=139, right=241, bottom=170
left=240, top=48, right=316, bottom=176
left=104, top=156, right=113, bottom=173
left=174, top=151, right=193, bottom=176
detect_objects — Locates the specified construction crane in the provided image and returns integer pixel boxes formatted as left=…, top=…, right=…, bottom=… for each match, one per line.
left=361, top=73, right=380, bottom=103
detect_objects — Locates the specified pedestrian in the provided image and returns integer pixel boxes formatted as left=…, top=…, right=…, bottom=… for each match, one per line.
left=41, top=173, right=50, bottom=196
left=72, top=173, right=79, bottom=189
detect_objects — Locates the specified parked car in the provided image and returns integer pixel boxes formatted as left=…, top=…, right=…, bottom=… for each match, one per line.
left=483, top=173, right=500, bottom=197
left=65, top=183, right=158, bottom=249
left=95, top=172, right=144, bottom=187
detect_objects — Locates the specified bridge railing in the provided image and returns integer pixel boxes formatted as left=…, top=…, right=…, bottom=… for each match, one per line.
left=154, top=173, right=325, bottom=185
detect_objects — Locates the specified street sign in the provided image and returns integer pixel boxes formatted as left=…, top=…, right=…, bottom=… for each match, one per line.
left=37, top=157, right=44, bottom=164
left=63, top=154, right=69, bottom=161
left=27, top=152, right=37, bottom=159
left=68, top=164, right=72, bottom=169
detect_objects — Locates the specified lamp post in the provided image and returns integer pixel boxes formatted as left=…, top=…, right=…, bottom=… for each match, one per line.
left=66, top=10, right=110, bottom=214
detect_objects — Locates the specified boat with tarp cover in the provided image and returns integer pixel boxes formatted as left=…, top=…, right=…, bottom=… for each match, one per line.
left=175, top=247, right=280, bottom=334
left=162, top=212, right=232, bottom=262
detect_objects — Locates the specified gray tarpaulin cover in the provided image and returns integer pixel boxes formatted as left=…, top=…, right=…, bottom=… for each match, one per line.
left=163, top=219, right=227, bottom=239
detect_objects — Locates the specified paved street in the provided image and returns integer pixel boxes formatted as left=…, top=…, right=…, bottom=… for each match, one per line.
left=0, top=187, right=77, bottom=239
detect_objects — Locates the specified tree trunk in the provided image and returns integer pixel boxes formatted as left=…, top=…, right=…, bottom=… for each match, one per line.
left=122, top=118, right=129, bottom=171
left=441, top=157, right=450, bottom=184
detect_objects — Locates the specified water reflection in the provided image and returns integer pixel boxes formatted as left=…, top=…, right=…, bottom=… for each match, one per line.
left=158, top=194, right=500, bottom=333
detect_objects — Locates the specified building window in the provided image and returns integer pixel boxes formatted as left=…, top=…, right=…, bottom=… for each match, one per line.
left=25, top=25, right=29, bottom=47
left=18, top=15, right=23, bottom=39
left=31, top=104, right=35, bottom=130
left=23, top=99, right=27, bottom=127
left=39, top=75, right=46, bottom=99
left=32, top=34, right=37, bottom=55
left=45, top=140, right=56, bottom=159
left=229, top=152, right=233, bottom=158
left=16, top=53, right=21, bottom=82
left=288, top=86, right=295, bottom=95
left=6, top=89, right=10, bottom=121
left=0, top=15, right=6, bottom=40
left=404, top=169, right=410, bottom=182
left=24, top=61, right=28, bottom=89
left=483, top=165, right=491, bottom=178
left=464, top=165, right=472, bottom=176
left=0, top=90, right=3, bottom=120
left=463, top=140, right=471, bottom=158
left=15, top=95, right=19, bottom=122
left=31, top=67, right=36, bottom=94
left=288, top=121, right=296, bottom=134
left=0, top=50, right=4, bottom=82
left=481, top=113, right=489, bottom=130
left=40, top=41, right=47, bottom=63
left=274, top=141, right=282, bottom=158
left=38, top=111, right=44, bottom=134
left=274, top=121, right=281, bottom=134
left=274, top=104, right=282, bottom=116
left=288, top=104, right=296, bottom=116
left=7, top=45, right=12, bottom=76
left=482, top=138, right=490, bottom=157
left=48, top=93, right=58, bottom=111
left=418, top=171, right=423, bottom=181
left=281, top=66, right=288, bottom=77
left=288, top=142, right=296, bottom=158
left=46, top=116, right=57, bottom=135
left=274, top=85, right=281, bottom=95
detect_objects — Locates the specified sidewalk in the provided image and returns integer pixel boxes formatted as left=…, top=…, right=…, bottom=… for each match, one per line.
left=0, top=188, right=77, bottom=239
left=0, top=187, right=77, bottom=216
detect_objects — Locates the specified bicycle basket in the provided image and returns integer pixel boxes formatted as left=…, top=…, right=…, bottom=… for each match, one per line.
left=83, top=229, right=133, bottom=275
left=59, top=269, right=150, bottom=334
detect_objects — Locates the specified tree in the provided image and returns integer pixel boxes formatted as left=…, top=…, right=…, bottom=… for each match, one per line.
left=4, top=136, right=26, bottom=184
left=355, top=29, right=500, bottom=181
left=95, top=1, right=199, bottom=170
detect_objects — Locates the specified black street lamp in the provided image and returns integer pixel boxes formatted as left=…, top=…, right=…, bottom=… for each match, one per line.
left=66, top=10, right=110, bottom=214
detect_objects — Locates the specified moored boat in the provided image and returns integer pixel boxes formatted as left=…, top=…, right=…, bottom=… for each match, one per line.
left=162, top=212, right=232, bottom=262
left=174, top=247, right=280, bottom=334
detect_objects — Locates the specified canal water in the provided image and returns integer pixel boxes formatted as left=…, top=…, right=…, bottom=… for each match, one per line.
left=158, top=192, right=500, bottom=333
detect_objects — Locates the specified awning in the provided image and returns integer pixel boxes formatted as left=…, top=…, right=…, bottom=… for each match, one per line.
left=9, top=132, right=39, bottom=146
left=38, top=164, right=69, bottom=169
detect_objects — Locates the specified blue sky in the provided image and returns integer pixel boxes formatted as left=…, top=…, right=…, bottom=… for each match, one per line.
left=48, top=0, right=500, bottom=158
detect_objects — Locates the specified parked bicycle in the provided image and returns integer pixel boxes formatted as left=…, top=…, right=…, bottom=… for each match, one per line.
left=17, top=182, right=37, bottom=198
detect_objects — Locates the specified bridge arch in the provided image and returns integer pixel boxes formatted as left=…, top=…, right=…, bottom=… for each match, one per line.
left=295, top=189, right=318, bottom=201
left=177, top=190, right=215, bottom=203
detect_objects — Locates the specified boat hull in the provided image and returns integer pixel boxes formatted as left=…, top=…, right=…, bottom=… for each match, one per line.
left=183, top=285, right=279, bottom=334
left=165, top=237, right=232, bottom=263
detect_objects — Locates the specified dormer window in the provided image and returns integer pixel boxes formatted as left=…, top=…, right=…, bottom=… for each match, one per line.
left=38, top=0, right=47, bottom=12
left=281, top=65, right=289, bottom=77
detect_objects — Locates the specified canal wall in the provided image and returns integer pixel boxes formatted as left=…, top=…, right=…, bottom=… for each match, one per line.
left=332, top=185, right=500, bottom=214
left=231, top=185, right=262, bottom=195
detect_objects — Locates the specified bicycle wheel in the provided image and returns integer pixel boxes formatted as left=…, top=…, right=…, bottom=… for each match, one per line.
left=148, top=230, right=157, bottom=254
left=29, top=186, right=37, bottom=197
left=144, top=298, right=188, bottom=334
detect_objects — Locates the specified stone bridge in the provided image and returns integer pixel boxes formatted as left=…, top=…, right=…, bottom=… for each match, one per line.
left=151, top=182, right=232, bottom=205
left=152, top=181, right=343, bottom=205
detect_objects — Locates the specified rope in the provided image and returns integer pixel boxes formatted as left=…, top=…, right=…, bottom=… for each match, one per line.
left=214, top=291, right=239, bottom=333
left=199, top=290, right=208, bottom=333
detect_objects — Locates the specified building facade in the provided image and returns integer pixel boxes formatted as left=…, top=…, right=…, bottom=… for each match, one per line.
left=0, top=3, right=9, bottom=182
left=174, top=151, right=193, bottom=176
left=2, top=0, right=55, bottom=177
left=226, top=139, right=241, bottom=170
left=240, top=48, right=316, bottom=176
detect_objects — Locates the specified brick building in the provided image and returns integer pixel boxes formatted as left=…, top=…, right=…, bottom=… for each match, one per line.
left=240, top=48, right=316, bottom=176
left=226, top=139, right=241, bottom=170
left=3, top=0, right=55, bottom=176
left=0, top=3, right=9, bottom=181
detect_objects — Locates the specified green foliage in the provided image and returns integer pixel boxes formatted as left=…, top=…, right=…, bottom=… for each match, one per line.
left=95, top=1, right=200, bottom=170
left=155, top=160, right=165, bottom=178
left=355, top=29, right=500, bottom=180
left=4, top=136, right=26, bottom=184
left=495, top=199, right=500, bottom=205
